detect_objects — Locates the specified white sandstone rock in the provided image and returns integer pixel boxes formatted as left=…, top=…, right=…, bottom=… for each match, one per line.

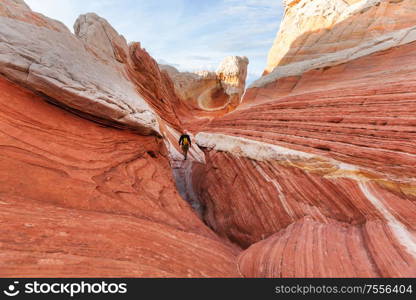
left=0, top=4, right=160, bottom=135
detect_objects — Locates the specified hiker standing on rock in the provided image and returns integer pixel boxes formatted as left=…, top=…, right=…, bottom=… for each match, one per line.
left=178, top=132, right=192, bottom=160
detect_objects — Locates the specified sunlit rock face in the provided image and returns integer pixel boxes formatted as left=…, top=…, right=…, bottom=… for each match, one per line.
left=0, top=72, right=240, bottom=278
left=216, top=56, right=249, bottom=108
left=0, top=1, right=188, bottom=135
left=0, top=0, right=68, bottom=32
left=1, top=0, right=416, bottom=278
left=191, top=0, right=416, bottom=277
left=0, top=0, right=240, bottom=277
left=257, top=0, right=416, bottom=87
left=160, top=56, right=248, bottom=124
left=73, top=13, right=183, bottom=130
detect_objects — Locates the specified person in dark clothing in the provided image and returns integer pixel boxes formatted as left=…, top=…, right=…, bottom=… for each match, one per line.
left=178, top=133, right=192, bottom=160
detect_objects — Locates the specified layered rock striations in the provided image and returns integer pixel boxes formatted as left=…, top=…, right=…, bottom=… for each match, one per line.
left=0, top=2, right=188, bottom=134
left=258, top=0, right=416, bottom=87
left=126, top=42, right=184, bottom=130
left=160, top=56, right=248, bottom=124
left=0, top=0, right=240, bottom=277
left=74, top=13, right=183, bottom=130
left=0, top=0, right=68, bottom=32
left=193, top=0, right=416, bottom=277
left=1, top=0, right=416, bottom=278
left=0, top=62, right=240, bottom=278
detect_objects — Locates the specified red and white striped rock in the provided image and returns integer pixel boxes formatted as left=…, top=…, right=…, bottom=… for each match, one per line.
left=263, top=0, right=416, bottom=80
left=0, top=1, right=163, bottom=135
left=192, top=1, right=416, bottom=277
left=238, top=217, right=416, bottom=278
left=2, top=0, right=416, bottom=278
left=0, top=76, right=240, bottom=277
left=160, top=56, right=248, bottom=124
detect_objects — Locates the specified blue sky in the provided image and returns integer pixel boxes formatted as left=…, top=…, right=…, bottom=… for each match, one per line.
left=25, top=0, right=284, bottom=84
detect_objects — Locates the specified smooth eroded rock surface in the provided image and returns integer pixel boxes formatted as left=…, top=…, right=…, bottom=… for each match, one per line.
left=0, top=77, right=240, bottom=277
left=1, top=0, right=415, bottom=278
left=192, top=1, right=416, bottom=277
left=256, top=0, right=416, bottom=87
left=160, top=56, right=248, bottom=124
left=238, top=217, right=416, bottom=277
left=0, top=1, right=160, bottom=135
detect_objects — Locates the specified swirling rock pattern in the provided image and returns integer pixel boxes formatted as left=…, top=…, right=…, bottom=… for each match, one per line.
left=1, top=0, right=416, bottom=278
left=238, top=217, right=416, bottom=277
left=0, top=77, right=240, bottom=277
left=160, top=56, right=248, bottom=125
left=193, top=0, right=416, bottom=277
left=0, top=0, right=187, bottom=135
left=256, top=0, right=416, bottom=87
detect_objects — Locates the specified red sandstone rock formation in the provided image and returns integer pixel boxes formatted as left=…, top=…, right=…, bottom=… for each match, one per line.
left=265, top=0, right=416, bottom=76
left=160, top=56, right=248, bottom=125
left=73, top=13, right=183, bottom=130
left=0, top=2, right=191, bottom=135
left=1, top=0, right=416, bottom=278
left=238, top=217, right=416, bottom=277
left=127, top=43, right=183, bottom=130
left=0, top=0, right=240, bottom=277
left=0, top=0, right=68, bottom=32
left=193, top=0, right=416, bottom=277
left=0, top=76, right=239, bottom=277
